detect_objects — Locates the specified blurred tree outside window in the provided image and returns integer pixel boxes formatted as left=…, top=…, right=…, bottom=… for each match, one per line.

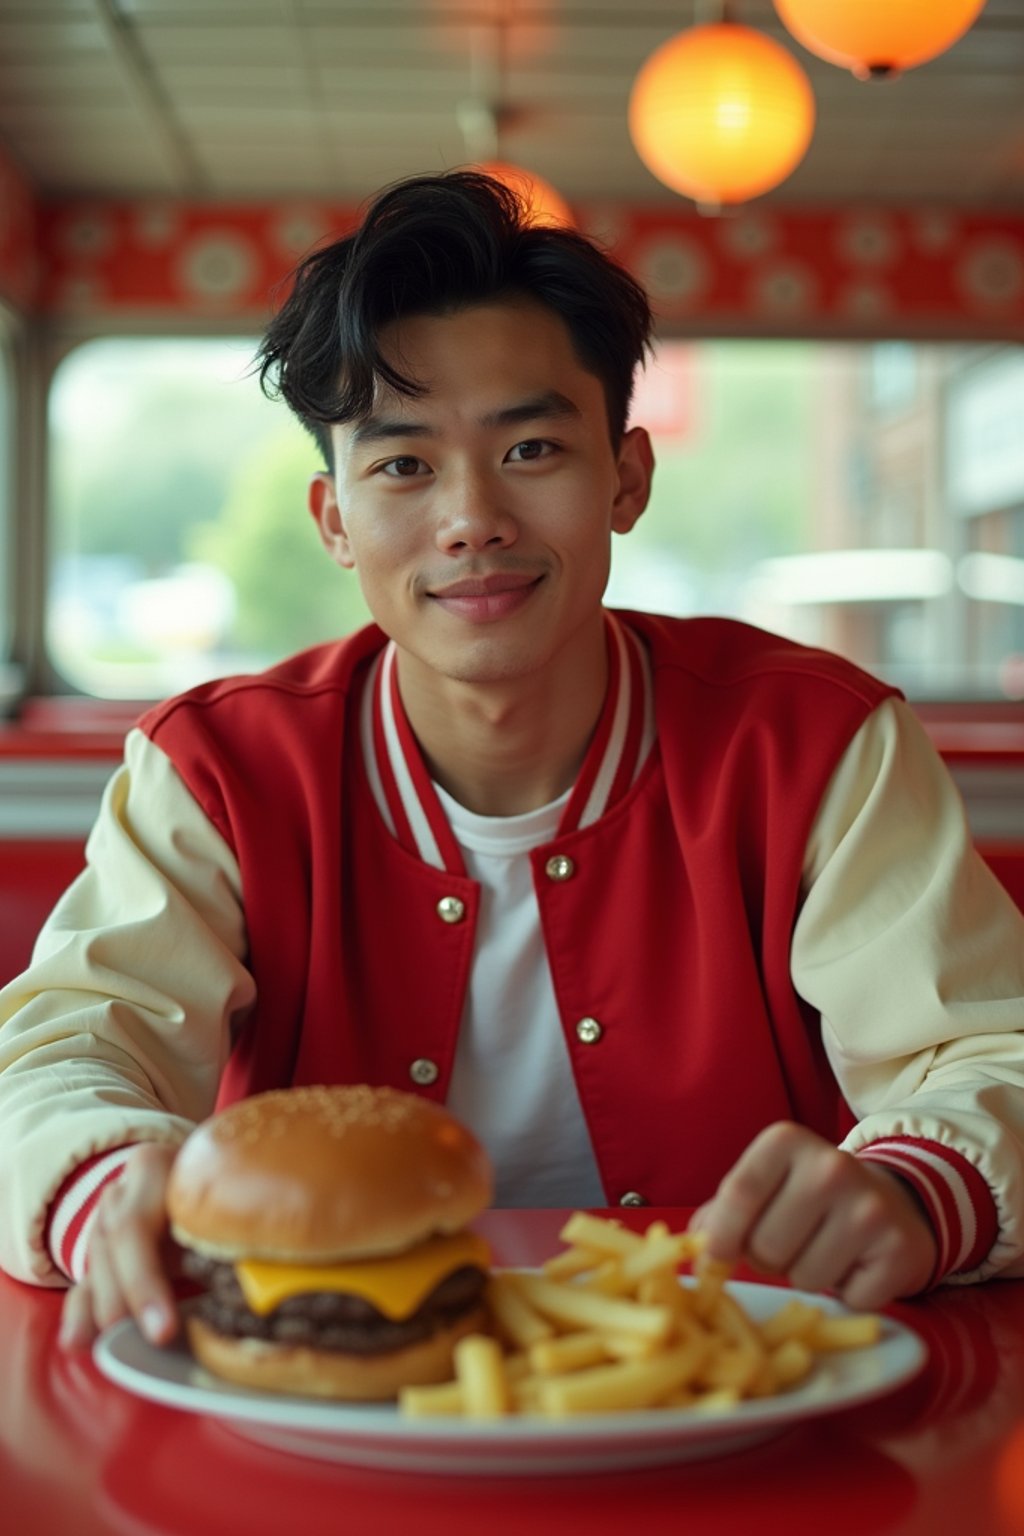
left=48, top=337, right=370, bottom=697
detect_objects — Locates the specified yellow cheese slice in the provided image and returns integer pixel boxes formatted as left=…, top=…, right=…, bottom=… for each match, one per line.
left=234, top=1230, right=490, bottom=1320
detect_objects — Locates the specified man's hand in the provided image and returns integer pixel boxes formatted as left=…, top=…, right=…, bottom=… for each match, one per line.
left=58, top=1142, right=181, bottom=1350
left=689, top=1121, right=938, bottom=1310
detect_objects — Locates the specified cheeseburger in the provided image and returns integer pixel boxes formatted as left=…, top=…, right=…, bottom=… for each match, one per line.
left=166, top=1084, right=494, bottom=1400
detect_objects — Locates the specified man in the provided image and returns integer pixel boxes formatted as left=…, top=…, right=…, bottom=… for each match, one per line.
left=2, top=172, right=1023, bottom=1353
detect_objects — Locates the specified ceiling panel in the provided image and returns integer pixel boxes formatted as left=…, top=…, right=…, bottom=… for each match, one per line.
left=0, top=0, right=1020, bottom=207
left=140, top=25, right=304, bottom=66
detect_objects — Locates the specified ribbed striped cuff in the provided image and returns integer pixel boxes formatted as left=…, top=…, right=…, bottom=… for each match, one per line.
left=45, top=1147, right=135, bottom=1283
left=855, top=1136, right=998, bottom=1283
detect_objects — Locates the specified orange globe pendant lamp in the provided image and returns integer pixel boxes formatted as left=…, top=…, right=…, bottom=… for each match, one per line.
left=772, top=0, right=988, bottom=79
left=476, top=160, right=573, bottom=226
left=628, top=23, right=816, bottom=209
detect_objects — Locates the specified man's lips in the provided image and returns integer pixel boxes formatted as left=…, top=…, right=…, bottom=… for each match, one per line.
left=427, top=572, right=543, bottom=621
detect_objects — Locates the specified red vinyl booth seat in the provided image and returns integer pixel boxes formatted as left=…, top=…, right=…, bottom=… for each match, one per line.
left=979, top=848, right=1024, bottom=918
left=0, top=841, right=87, bottom=988
left=0, top=839, right=1022, bottom=994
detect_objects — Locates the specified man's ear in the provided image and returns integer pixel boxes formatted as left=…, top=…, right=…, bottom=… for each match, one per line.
left=308, top=471, right=356, bottom=569
left=611, top=426, right=655, bottom=535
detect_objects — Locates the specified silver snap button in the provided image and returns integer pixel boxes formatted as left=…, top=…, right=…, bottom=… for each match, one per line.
left=436, top=895, right=466, bottom=924
left=575, top=1016, right=603, bottom=1045
left=409, top=1058, right=439, bottom=1085
left=545, top=854, right=575, bottom=882
left=619, top=1191, right=647, bottom=1208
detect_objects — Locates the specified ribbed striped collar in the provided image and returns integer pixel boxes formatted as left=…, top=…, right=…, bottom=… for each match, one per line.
left=360, top=612, right=654, bottom=877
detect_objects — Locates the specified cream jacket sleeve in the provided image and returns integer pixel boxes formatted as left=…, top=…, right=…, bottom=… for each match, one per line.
left=0, top=727, right=255, bottom=1284
left=793, top=696, right=1024, bottom=1283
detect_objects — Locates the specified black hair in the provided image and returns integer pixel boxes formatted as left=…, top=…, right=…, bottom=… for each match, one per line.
left=256, top=171, right=653, bottom=470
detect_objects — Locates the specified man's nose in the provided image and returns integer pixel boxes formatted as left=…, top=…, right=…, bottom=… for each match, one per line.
left=435, top=469, right=517, bottom=553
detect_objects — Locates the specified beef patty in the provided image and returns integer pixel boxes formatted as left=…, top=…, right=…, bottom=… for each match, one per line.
left=181, top=1252, right=487, bottom=1354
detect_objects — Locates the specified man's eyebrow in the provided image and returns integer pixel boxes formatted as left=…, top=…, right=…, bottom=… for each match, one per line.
left=479, top=391, right=582, bottom=430
left=349, top=416, right=435, bottom=446
left=349, top=390, right=582, bottom=447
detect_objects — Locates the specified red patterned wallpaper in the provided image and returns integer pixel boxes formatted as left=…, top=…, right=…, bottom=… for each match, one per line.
left=617, top=206, right=1024, bottom=335
left=8, top=194, right=1024, bottom=336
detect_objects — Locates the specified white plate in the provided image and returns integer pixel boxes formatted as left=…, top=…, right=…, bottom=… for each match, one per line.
left=93, top=1282, right=926, bottom=1476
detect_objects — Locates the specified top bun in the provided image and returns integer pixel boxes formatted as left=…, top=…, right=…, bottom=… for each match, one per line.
left=167, top=1085, right=493, bottom=1264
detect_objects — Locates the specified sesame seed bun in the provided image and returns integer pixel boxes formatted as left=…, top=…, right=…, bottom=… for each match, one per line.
left=167, top=1084, right=493, bottom=1264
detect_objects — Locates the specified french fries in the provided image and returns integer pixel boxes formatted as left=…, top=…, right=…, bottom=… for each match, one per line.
left=398, top=1212, right=884, bottom=1421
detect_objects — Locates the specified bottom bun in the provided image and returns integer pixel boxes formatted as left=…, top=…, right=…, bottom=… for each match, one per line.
left=185, top=1307, right=489, bottom=1402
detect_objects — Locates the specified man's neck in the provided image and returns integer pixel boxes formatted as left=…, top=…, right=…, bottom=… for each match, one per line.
left=393, top=626, right=609, bottom=818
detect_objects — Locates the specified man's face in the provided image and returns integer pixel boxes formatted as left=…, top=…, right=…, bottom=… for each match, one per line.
left=310, top=296, right=652, bottom=691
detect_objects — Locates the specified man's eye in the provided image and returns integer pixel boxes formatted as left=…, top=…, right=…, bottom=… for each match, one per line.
left=381, top=456, right=427, bottom=477
left=507, top=439, right=554, bottom=463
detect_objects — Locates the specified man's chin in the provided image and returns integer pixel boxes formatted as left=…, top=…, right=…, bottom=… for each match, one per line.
left=413, top=632, right=551, bottom=689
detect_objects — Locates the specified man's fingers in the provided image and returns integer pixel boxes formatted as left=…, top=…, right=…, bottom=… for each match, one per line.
left=692, top=1125, right=941, bottom=1309
left=692, top=1122, right=803, bottom=1262
left=836, top=1251, right=915, bottom=1313
left=57, top=1141, right=181, bottom=1350
left=59, top=1278, right=99, bottom=1349
left=106, top=1231, right=178, bottom=1344
left=741, top=1142, right=865, bottom=1277
left=98, top=1152, right=179, bottom=1343
left=782, top=1206, right=878, bottom=1295
left=82, top=1222, right=130, bottom=1334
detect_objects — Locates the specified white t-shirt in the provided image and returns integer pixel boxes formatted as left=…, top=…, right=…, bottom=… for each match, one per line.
left=439, top=781, right=607, bottom=1208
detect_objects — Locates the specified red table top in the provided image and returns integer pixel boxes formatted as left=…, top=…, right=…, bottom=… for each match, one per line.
left=3, top=1207, right=1024, bottom=1536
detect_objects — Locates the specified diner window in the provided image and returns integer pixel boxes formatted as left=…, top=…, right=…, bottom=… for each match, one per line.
left=47, top=335, right=1024, bottom=701
left=607, top=339, right=1024, bottom=700
left=47, top=337, right=370, bottom=698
